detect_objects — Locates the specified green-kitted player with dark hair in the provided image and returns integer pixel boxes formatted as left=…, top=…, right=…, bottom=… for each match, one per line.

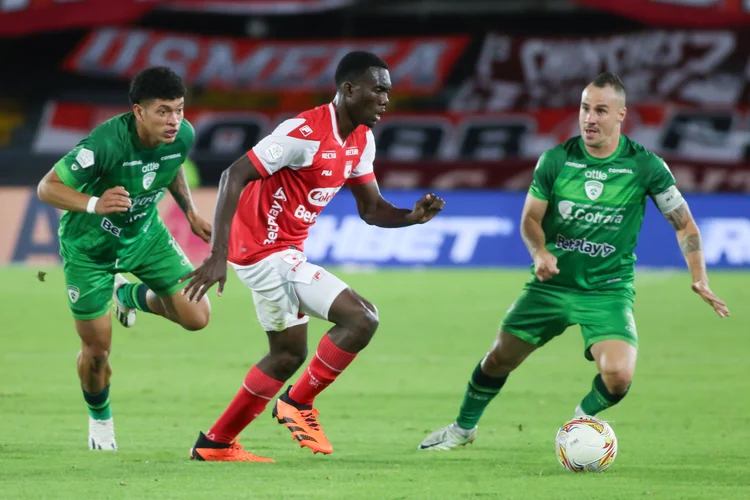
left=37, top=66, right=213, bottom=451
left=419, top=72, right=730, bottom=451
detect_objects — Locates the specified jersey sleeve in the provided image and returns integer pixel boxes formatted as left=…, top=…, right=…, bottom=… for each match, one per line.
left=246, top=118, right=319, bottom=178
left=53, top=136, right=108, bottom=189
left=646, top=155, right=684, bottom=214
left=528, top=150, right=557, bottom=201
left=347, top=129, right=376, bottom=186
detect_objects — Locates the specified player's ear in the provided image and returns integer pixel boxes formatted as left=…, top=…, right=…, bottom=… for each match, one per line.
left=618, top=106, right=627, bottom=123
left=343, top=81, right=355, bottom=97
left=133, top=103, right=144, bottom=123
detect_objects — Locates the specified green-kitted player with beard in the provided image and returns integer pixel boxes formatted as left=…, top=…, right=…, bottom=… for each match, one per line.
left=418, top=72, right=730, bottom=451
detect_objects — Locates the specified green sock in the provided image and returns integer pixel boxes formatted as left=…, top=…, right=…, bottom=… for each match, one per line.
left=116, top=283, right=152, bottom=313
left=83, top=385, right=112, bottom=420
left=580, top=374, right=629, bottom=416
left=455, top=361, right=508, bottom=430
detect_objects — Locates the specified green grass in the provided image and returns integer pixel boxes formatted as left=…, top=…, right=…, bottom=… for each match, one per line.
left=0, top=266, right=748, bottom=499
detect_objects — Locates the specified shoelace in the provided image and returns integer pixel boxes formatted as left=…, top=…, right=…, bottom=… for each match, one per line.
left=232, top=440, right=255, bottom=452
left=299, top=409, right=321, bottom=431
left=229, top=441, right=255, bottom=458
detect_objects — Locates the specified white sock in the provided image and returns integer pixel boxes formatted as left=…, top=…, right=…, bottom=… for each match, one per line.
left=451, top=423, right=476, bottom=436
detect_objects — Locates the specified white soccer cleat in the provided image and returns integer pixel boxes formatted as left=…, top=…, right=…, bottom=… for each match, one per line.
left=418, top=423, right=477, bottom=451
left=113, top=273, right=136, bottom=328
left=88, top=417, right=118, bottom=450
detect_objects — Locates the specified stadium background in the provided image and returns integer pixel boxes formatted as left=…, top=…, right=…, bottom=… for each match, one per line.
left=2, top=0, right=750, bottom=269
left=1, top=1, right=749, bottom=499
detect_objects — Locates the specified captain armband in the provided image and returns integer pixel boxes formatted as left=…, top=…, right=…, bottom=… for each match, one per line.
left=653, top=185, right=684, bottom=214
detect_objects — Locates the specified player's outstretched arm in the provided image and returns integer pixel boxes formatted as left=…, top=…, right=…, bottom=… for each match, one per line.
left=168, top=166, right=212, bottom=243
left=180, top=154, right=263, bottom=302
left=663, top=201, right=729, bottom=318
left=521, top=194, right=559, bottom=281
left=37, top=168, right=132, bottom=214
left=349, top=179, right=445, bottom=228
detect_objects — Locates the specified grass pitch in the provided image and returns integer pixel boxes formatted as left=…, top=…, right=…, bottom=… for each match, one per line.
left=0, top=267, right=748, bottom=499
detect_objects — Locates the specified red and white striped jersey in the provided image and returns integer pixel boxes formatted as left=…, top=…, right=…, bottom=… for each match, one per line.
left=228, top=103, right=376, bottom=265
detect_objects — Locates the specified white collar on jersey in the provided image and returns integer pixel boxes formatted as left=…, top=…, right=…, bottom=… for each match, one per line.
left=328, top=103, right=345, bottom=147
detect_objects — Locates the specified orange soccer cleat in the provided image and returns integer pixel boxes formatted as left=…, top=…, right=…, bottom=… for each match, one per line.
left=189, top=432, right=274, bottom=463
left=272, top=387, right=333, bottom=455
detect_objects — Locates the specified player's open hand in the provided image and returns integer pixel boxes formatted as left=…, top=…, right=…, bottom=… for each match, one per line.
left=179, top=252, right=227, bottom=302
left=95, top=186, right=132, bottom=214
left=691, top=280, right=729, bottom=318
left=408, top=193, right=445, bottom=224
left=533, top=249, right=560, bottom=282
left=187, top=212, right=212, bottom=243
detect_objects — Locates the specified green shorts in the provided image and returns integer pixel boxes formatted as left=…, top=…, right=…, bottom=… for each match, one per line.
left=500, top=285, right=638, bottom=360
left=61, top=220, right=194, bottom=320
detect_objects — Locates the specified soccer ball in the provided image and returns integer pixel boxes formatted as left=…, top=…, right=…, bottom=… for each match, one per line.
left=555, top=416, right=618, bottom=472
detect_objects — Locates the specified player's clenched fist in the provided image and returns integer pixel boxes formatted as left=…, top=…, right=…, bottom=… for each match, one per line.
left=95, top=186, right=132, bottom=214
left=533, top=249, right=560, bottom=282
left=407, top=193, right=446, bottom=224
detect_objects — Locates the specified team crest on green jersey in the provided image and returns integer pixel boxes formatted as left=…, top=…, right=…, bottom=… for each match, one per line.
left=585, top=180, right=603, bottom=201
left=143, top=172, right=156, bottom=190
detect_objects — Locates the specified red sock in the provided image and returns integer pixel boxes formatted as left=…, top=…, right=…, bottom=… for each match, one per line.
left=206, top=365, right=284, bottom=444
left=288, top=333, right=357, bottom=405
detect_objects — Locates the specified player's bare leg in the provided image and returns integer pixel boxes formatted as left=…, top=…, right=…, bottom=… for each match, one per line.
left=420, top=330, right=537, bottom=451
left=75, top=314, right=118, bottom=450
left=482, top=330, right=539, bottom=377
left=190, top=324, right=308, bottom=462
left=273, top=288, right=379, bottom=455
left=576, top=340, right=637, bottom=417
left=258, top=324, right=310, bottom=381
left=113, top=273, right=209, bottom=331
left=325, top=288, right=380, bottom=352
left=147, top=289, right=210, bottom=331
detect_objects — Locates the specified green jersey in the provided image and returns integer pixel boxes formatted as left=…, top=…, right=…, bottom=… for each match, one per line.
left=53, top=113, right=194, bottom=256
left=528, top=135, right=682, bottom=292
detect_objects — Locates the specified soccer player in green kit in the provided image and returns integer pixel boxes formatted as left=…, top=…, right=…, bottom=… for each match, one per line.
left=418, top=72, right=730, bottom=451
left=37, top=66, right=212, bottom=450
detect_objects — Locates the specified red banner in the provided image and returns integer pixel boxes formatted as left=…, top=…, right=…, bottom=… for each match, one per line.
left=33, top=101, right=750, bottom=166
left=453, top=30, right=750, bottom=111
left=0, top=0, right=359, bottom=37
left=164, top=0, right=357, bottom=14
left=62, top=28, right=469, bottom=94
left=29, top=100, right=750, bottom=193
left=570, top=0, right=750, bottom=28
left=0, top=0, right=157, bottom=37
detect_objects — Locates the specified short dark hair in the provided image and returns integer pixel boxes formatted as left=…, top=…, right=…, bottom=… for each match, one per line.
left=129, top=66, right=186, bottom=105
left=334, top=51, right=389, bottom=87
left=590, top=72, right=626, bottom=100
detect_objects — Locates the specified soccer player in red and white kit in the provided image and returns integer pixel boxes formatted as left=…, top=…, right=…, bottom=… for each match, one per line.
left=181, top=51, right=446, bottom=462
